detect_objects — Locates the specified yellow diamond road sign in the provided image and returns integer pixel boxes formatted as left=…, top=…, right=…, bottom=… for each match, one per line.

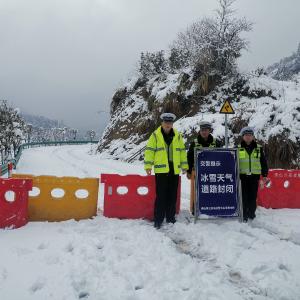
left=220, top=100, right=235, bottom=114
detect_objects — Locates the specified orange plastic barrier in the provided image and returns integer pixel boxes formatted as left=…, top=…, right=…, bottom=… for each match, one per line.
left=0, top=178, right=32, bottom=229
left=257, top=169, right=300, bottom=208
left=101, top=174, right=181, bottom=220
left=12, top=174, right=98, bottom=221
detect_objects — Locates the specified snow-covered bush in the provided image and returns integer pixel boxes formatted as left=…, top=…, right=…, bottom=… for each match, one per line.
left=0, top=100, right=26, bottom=163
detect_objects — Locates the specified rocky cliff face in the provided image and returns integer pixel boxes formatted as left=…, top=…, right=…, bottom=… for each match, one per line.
left=97, top=67, right=300, bottom=169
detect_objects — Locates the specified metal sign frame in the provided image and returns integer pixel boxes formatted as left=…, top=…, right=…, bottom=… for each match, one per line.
left=194, top=148, right=243, bottom=223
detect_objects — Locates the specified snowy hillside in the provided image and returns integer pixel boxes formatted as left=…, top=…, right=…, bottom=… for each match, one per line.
left=21, top=113, right=65, bottom=129
left=97, top=69, right=300, bottom=168
left=96, top=2, right=300, bottom=169
left=1, top=145, right=300, bottom=299
left=267, top=43, right=300, bottom=80
left=20, top=113, right=82, bottom=142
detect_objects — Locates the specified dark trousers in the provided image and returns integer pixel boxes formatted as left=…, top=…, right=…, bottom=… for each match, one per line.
left=241, top=176, right=259, bottom=220
left=154, top=173, right=179, bottom=225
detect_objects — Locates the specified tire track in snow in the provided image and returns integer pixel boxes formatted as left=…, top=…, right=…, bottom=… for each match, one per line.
left=66, top=147, right=135, bottom=175
left=50, top=147, right=90, bottom=177
left=247, top=220, right=300, bottom=247
left=159, top=224, right=272, bottom=300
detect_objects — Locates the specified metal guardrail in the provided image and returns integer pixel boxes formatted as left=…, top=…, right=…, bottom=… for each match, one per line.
left=0, top=140, right=98, bottom=176
left=127, top=146, right=146, bottom=163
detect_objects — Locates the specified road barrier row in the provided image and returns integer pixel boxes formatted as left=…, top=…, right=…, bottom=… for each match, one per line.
left=1, top=173, right=181, bottom=229
left=1, top=169, right=299, bottom=229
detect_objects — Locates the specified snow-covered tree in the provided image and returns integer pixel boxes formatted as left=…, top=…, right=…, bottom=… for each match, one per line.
left=168, top=47, right=190, bottom=72
left=0, top=100, right=26, bottom=163
left=86, top=130, right=96, bottom=142
left=23, top=125, right=80, bottom=143
left=171, top=0, right=252, bottom=76
left=139, top=51, right=168, bottom=78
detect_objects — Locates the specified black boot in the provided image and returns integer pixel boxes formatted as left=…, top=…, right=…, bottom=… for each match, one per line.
left=166, top=218, right=176, bottom=224
left=154, top=222, right=162, bottom=229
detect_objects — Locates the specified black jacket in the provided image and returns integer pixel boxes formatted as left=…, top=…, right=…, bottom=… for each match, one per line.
left=239, top=140, right=269, bottom=180
left=161, top=127, right=175, bottom=173
left=161, top=127, right=174, bottom=145
left=187, top=134, right=222, bottom=174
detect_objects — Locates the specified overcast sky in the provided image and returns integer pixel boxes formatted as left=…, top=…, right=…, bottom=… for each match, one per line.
left=0, top=0, right=299, bottom=134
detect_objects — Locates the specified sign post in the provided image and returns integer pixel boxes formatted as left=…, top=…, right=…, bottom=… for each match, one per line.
left=194, top=148, right=242, bottom=222
left=219, top=100, right=235, bottom=148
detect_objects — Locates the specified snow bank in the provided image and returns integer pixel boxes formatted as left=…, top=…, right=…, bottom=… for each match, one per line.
left=1, top=145, right=300, bottom=299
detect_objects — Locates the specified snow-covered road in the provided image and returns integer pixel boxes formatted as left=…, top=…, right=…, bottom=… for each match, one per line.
left=1, top=145, right=300, bottom=300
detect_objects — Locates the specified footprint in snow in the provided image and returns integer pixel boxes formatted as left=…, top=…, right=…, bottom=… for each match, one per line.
left=78, top=291, right=89, bottom=299
left=229, top=270, right=242, bottom=282
left=37, top=242, right=48, bottom=250
left=30, top=278, right=46, bottom=293
left=65, top=243, right=74, bottom=253
left=252, top=264, right=269, bottom=275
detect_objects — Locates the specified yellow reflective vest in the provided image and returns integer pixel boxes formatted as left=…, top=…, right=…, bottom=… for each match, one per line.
left=194, top=138, right=217, bottom=149
left=144, top=127, right=188, bottom=174
left=238, top=144, right=262, bottom=175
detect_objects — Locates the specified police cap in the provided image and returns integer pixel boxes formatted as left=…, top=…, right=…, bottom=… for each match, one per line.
left=160, top=113, right=176, bottom=122
left=240, top=126, right=254, bottom=136
left=199, top=121, right=212, bottom=130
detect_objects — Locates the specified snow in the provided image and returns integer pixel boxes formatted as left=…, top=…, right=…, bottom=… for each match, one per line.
left=238, top=75, right=300, bottom=142
left=219, top=76, right=297, bottom=139
left=99, top=70, right=300, bottom=161
left=1, top=145, right=300, bottom=299
left=171, top=74, right=300, bottom=145
left=174, top=113, right=229, bottom=141
left=149, top=73, right=181, bottom=101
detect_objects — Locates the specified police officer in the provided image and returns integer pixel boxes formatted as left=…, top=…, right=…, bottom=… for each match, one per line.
left=144, top=113, right=188, bottom=229
left=186, top=121, right=222, bottom=214
left=187, top=121, right=222, bottom=178
left=238, top=127, right=269, bottom=222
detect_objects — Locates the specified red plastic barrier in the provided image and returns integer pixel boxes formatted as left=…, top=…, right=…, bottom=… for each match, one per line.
left=0, top=178, right=33, bottom=229
left=101, top=174, right=181, bottom=220
left=257, top=169, right=300, bottom=208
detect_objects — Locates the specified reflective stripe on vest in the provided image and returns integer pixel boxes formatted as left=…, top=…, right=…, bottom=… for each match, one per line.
left=194, top=138, right=216, bottom=149
left=164, top=142, right=173, bottom=162
left=154, top=164, right=167, bottom=169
